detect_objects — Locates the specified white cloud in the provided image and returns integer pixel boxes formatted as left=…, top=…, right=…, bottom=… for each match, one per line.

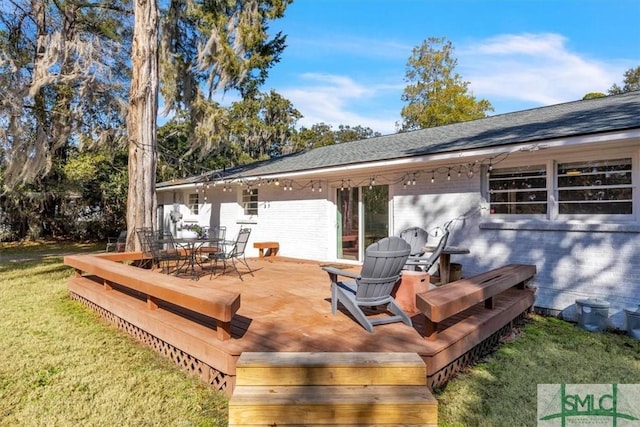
left=280, top=73, right=401, bottom=134
left=459, top=33, right=629, bottom=109
left=272, top=32, right=637, bottom=134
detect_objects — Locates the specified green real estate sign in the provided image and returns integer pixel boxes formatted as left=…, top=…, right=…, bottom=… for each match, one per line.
left=538, top=384, right=640, bottom=426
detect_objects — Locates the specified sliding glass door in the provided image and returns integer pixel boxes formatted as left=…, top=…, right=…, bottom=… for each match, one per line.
left=337, top=185, right=389, bottom=261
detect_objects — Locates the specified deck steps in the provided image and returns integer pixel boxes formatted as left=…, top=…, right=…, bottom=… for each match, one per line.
left=228, top=352, right=438, bottom=426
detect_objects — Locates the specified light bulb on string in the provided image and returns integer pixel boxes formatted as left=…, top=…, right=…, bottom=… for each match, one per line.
left=431, top=172, right=435, bottom=183
left=467, top=166, right=474, bottom=179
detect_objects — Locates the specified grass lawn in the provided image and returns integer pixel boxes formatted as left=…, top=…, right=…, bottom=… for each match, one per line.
left=2, top=241, right=640, bottom=426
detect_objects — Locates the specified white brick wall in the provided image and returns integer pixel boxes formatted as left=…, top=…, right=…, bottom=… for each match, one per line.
left=158, top=162, right=640, bottom=330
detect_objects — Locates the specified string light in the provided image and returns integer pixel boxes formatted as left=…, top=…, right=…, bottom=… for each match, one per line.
left=487, top=159, right=493, bottom=177
left=172, top=151, right=509, bottom=195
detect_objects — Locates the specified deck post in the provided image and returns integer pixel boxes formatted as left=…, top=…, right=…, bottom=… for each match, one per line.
left=217, top=320, right=232, bottom=341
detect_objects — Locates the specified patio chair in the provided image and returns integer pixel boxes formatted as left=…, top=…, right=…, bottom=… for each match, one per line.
left=403, top=227, right=449, bottom=275
left=322, top=236, right=412, bottom=333
left=156, top=231, right=192, bottom=276
left=399, top=226, right=429, bottom=257
left=197, top=226, right=227, bottom=275
left=209, top=227, right=253, bottom=280
left=106, top=230, right=127, bottom=252
left=135, top=227, right=156, bottom=268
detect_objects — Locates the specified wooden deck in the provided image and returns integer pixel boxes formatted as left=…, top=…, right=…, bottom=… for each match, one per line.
left=65, top=253, right=534, bottom=393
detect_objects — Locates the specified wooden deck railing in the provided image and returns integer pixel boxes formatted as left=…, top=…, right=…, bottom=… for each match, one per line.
left=64, top=253, right=241, bottom=340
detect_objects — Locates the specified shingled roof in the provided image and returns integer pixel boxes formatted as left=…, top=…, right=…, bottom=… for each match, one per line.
left=158, top=91, right=640, bottom=187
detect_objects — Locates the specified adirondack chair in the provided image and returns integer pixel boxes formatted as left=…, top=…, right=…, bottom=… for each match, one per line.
left=322, top=236, right=412, bottom=333
left=403, top=227, right=450, bottom=275
left=399, top=227, right=429, bottom=257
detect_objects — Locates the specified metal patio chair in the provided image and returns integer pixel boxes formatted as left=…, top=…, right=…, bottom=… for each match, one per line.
left=209, top=227, right=253, bottom=280
left=106, top=230, right=127, bottom=253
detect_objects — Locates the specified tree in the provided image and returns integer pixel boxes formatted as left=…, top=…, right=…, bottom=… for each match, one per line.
left=126, top=0, right=160, bottom=250
left=399, top=37, right=493, bottom=131
left=335, top=125, right=381, bottom=144
left=583, top=92, right=606, bottom=100
left=125, top=0, right=291, bottom=250
left=228, top=89, right=302, bottom=160
left=0, top=0, right=130, bottom=239
left=289, top=123, right=381, bottom=152
left=608, top=66, right=640, bottom=95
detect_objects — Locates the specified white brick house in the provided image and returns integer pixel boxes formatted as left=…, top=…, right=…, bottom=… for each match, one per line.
left=157, top=91, right=640, bottom=329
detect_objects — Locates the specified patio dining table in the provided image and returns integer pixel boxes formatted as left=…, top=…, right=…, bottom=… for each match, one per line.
left=158, top=236, right=222, bottom=279
left=422, top=245, right=470, bottom=285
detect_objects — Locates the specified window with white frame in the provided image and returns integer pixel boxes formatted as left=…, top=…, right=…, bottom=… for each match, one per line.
left=557, top=158, right=632, bottom=215
left=188, top=193, right=199, bottom=215
left=487, top=156, right=634, bottom=219
left=488, top=165, right=548, bottom=215
left=242, top=188, right=258, bottom=215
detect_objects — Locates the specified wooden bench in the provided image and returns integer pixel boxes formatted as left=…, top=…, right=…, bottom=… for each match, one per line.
left=64, top=253, right=241, bottom=340
left=416, top=264, right=536, bottom=340
left=253, top=241, right=279, bottom=257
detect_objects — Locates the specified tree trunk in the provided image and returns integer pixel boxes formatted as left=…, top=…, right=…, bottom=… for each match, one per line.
left=126, top=0, right=159, bottom=251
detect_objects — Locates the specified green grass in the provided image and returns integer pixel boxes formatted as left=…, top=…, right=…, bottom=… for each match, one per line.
left=435, top=315, right=640, bottom=426
left=2, top=242, right=639, bottom=426
left=0, top=242, right=228, bottom=427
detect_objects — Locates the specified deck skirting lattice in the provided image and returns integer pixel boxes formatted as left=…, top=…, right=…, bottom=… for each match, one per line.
left=69, top=292, right=233, bottom=392
left=427, top=312, right=529, bottom=389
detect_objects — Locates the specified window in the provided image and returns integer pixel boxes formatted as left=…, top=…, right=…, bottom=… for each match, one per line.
left=557, top=158, right=632, bottom=215
left=488, top=165, right=547, bottom=215
left=487, top=156, right=634, bottom=219
left=242, top=188, right=258, bottom=215
left=188, top=193, right=199, bottom=215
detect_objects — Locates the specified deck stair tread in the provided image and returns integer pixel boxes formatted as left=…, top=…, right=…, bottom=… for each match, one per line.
left=228, top=352, right=437, bottom=426
left=236, top=351, right=426, bottom=385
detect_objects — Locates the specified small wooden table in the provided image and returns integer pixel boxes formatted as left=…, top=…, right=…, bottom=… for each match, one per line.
left=422, top=245, right=470, bottom=285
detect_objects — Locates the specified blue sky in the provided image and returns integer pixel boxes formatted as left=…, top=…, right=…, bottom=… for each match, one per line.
left=261, top=0, right=640, bottom=134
